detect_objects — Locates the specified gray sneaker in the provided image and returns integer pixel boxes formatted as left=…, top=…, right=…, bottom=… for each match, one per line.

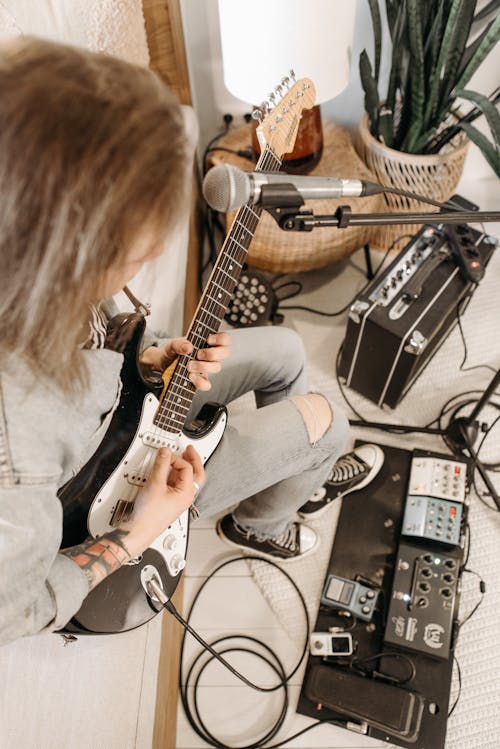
left=298, top=444, right=385, bottom=519
left=216, top=514, right=318, bottom=561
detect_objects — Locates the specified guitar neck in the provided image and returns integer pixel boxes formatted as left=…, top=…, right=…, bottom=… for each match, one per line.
left=154, top=145, right=282, bottom=433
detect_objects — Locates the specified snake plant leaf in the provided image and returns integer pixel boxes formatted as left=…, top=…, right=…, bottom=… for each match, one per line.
left=472, top=0, right=500, bottom=25
left=385, top=0, right=400, bottom=40
left=458, top=121, right=500, bottom=176
left=424, top=0, right=465, bottom=129
left=424, top=0, right=446, bottom=82
left=454, top=13, right=500, bottom=91
left=458, top=15, right=499, bottom=79
left=438, top=0, right=476, bottom=112
left=401, top=0, right=426, bottom=151
left=359, top=49, right=380, bottom=134
left=455, top=88, right=500, bottom=149
left=427, top=87, right=500, bottom=153
left=367, top=0, right=382, bottom=83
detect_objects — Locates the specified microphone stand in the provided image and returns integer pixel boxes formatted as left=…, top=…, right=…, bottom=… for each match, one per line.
left=261, top=187, right=500, bottom=509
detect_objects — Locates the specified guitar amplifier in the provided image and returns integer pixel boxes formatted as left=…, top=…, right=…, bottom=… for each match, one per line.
left=338, top=222, right=497, bottom=409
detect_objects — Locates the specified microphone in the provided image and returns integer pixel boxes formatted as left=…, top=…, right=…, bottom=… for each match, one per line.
left=202, top=163, right=384, bottom=212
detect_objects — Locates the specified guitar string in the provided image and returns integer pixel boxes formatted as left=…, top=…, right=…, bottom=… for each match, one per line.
left=111, top=150, right=279, bottom=527
left=155, top=144, right=280, bottom=433
left=111, top=88, right=305, bottom=526
left=154, top=80, right=311, bottom=433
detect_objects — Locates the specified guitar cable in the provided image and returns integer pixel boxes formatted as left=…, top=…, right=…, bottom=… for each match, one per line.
left=146, top=555, right=349, bottom=749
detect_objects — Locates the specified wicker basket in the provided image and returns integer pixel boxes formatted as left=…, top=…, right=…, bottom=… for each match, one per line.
left=209, top=121, right=384, bottom=272
left=357, top=114, right=469, bottom=251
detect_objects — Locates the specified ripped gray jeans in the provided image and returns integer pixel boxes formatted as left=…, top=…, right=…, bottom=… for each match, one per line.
left=189, top=326, right=350, bottom=539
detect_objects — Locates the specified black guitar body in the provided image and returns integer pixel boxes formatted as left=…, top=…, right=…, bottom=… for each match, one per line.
left=58, top=316, right=227, bottom=634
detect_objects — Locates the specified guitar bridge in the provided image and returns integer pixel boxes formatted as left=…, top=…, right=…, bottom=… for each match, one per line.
left=110, top=499, right=135, bottom=527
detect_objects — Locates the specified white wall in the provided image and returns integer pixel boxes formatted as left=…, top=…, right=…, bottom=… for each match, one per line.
left=180, top=0, right=499, bottom=181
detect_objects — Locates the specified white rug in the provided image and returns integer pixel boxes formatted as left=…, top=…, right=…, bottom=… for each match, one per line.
left=231, top=225, right=500, bottom=749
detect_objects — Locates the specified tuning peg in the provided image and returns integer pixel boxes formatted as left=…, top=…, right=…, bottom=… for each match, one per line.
left=289, top=69, right=296, bottom=81
left=274, top=84, right=283, bottom=98
left=281, top=76, right=290, bottom=89
left=251, top=107, right=263, bottom=122
left=260, top=99, right=271, bottom=114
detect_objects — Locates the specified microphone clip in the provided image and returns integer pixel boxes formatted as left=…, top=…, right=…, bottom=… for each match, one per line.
left=259, top=184, right=316, bottom=232
left=259, top=183, right=304, bottom=210
left=264, top=200, right=354, bottom=233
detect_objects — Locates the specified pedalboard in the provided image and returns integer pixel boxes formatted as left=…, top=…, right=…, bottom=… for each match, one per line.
left=384, top=541, right=460, bottom=659
left=299, top=443, right=468, bottom=749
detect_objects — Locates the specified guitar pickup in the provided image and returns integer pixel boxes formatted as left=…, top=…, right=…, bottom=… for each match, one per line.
left=110, top=499, right=135, bottom=526
left=141, top=432, right=177, bottom=449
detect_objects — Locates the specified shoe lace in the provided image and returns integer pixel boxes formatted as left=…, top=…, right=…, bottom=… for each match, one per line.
left=328, top=454, right=365, bottom=483
left=273, top=524, right=298, bottom=551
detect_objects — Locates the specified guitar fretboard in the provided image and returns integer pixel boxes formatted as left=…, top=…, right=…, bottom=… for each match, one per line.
left=154, top=145, right=282, bottom=433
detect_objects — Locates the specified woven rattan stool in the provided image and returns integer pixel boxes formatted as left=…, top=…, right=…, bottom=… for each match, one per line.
left=206, top=120, right=384, bottom=273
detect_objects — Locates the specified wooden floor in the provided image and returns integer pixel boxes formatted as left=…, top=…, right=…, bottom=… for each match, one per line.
left=175, top=513, right=389, bottom=749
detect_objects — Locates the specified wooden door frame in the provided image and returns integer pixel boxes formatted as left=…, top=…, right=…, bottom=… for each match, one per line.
left=141, top=2, right=201, bottom=747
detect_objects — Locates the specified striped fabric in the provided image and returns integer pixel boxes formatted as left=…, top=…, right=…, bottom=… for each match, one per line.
left=83, top=304, right=109, bottom=350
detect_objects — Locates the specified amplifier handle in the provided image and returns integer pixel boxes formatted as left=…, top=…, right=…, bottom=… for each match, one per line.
left=402, top=248, right=450, bottom=301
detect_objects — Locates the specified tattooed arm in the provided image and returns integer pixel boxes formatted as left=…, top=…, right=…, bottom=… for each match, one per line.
left=59, top=445, right=205, bottom=592
left=59, top=529, right=133, bottom=591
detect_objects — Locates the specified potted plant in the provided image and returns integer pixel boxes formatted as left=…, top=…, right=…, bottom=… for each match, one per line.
left=357, top=0, right=500, bottom=248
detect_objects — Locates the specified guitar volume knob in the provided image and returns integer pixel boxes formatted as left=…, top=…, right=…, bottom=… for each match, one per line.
left=169, top=553, right=186, bottom=575
left=162, top=533, right=177, bottom=551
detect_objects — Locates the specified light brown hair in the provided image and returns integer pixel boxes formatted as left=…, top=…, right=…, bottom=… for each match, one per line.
left=0, top=37, right=191, bottom=391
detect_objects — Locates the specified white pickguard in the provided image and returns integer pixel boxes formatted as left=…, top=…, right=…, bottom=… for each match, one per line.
left=88, top=392, right=226, bottom=579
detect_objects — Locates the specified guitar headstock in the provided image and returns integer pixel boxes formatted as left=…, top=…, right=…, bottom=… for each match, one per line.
left=254, top=74, right=316, bottom=158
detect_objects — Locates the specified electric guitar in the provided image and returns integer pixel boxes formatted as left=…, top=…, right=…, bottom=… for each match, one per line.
left=58, top=75, right=316, bottom=634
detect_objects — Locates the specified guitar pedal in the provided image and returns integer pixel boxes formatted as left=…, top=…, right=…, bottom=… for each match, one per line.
left=309, top=631, right=353, bottom=657
left=321, top=574, right=379, bottom=622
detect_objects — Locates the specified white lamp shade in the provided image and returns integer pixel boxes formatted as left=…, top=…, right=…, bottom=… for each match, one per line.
left=218, top=0, right=356, bottom=106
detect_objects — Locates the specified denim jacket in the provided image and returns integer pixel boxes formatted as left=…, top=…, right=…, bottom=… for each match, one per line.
left=0, top=306, right=164, bottom=646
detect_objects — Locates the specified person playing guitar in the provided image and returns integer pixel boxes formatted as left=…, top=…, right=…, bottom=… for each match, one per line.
left=0, top=38, right=382, bottom=643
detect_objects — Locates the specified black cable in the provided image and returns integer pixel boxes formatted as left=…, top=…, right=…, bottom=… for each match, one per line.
left=202, top=117, right=234, bottom=177
left=455, top=294, right=497, bottom=375
left=161, top=555, right=349, bottom=749
left=349, top=650, right=416, bottom=685
left=457, top=567, right=486, bottom=630
left=377, top=183, right=457, bottom=211
left=448, top=656, right=462, bottom=718
left=205, top=145, right=255, bottom=163
left=461, top=522, right=471, bottom=571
